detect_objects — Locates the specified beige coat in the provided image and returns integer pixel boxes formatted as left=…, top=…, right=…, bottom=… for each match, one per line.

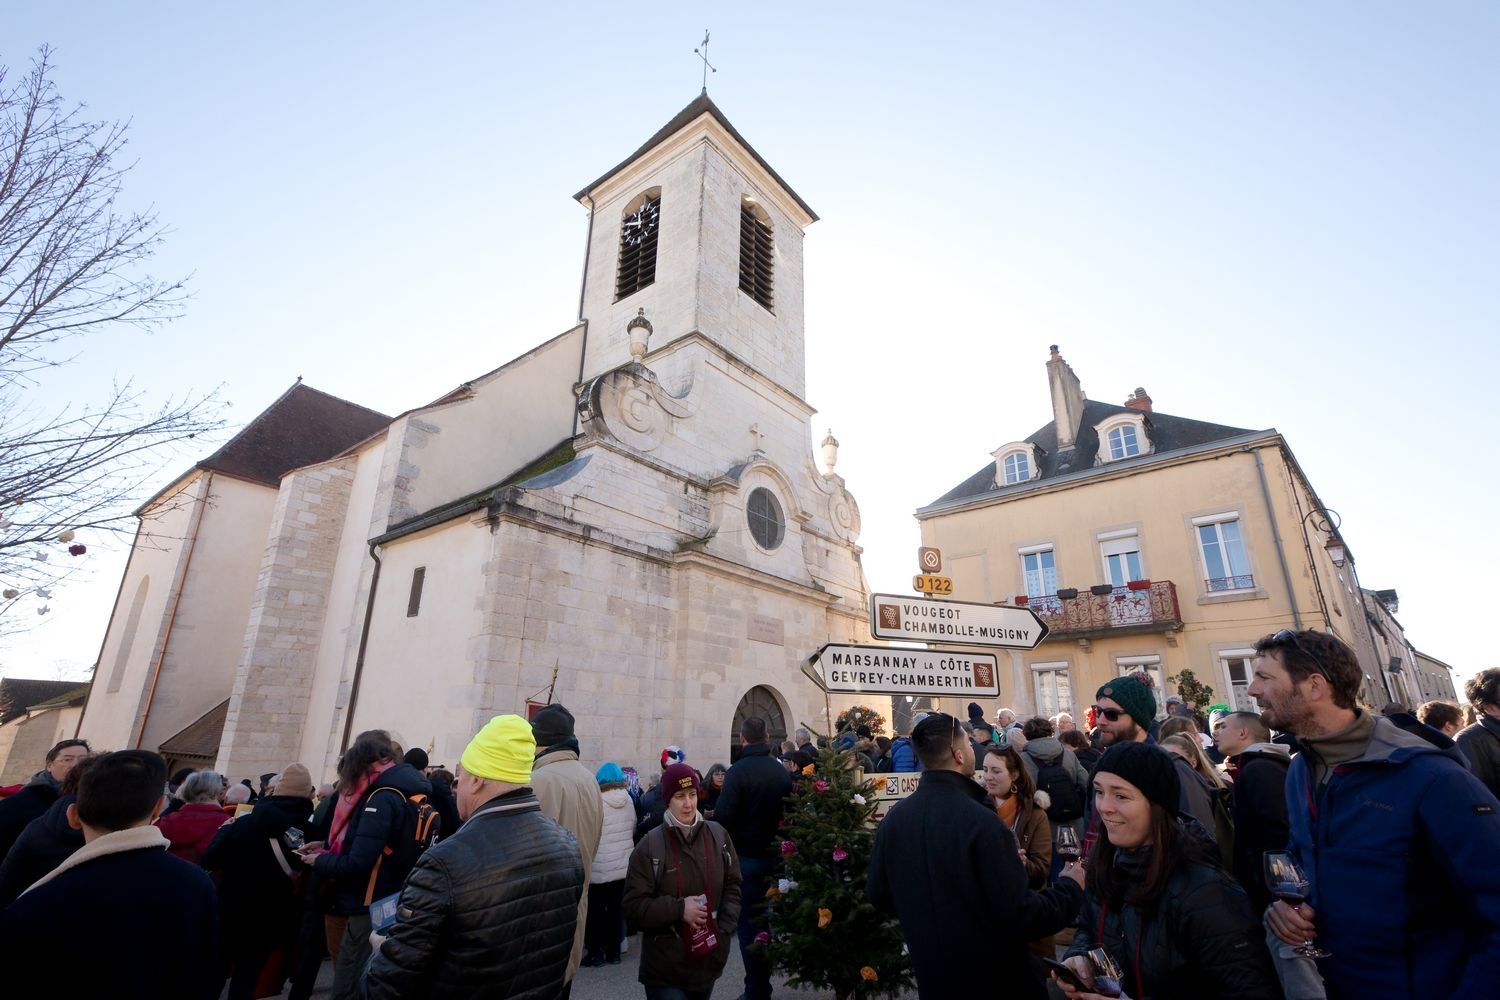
left=531, top=747, right=604, bottom=982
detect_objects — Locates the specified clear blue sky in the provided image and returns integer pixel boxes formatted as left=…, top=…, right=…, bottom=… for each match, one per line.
left=4, top=3, right=1496, bottom=686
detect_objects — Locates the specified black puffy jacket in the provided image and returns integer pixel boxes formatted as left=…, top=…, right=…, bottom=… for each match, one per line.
left=0, top=791, right=83, bottom=906
left=1066, top=825, right=1280, bottom=999
left=312, top=762, right=431, bottom=916
left=1456, top=715, right=1500, bottom=799
left=712, top=743, right=791, bottom=860
left=0, top=773, right=59, bottom=861
left=363, top=787, right=584, bottom=1000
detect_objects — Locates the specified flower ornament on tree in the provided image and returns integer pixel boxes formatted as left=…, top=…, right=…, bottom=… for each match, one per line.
left=832, top=846, right=849, bottom=863
left=817, top=908, right=832, bottom=929
left=56, top=530, right=75, bottom=543
left=37, top=605, right=50, bottom=616
left=813, top=779, right=829, bottom=794
left=851, top=793, right=866, bottom=806
left=2, top=589, right=18, bottom=600
left=34, top=552, right=48, bottom=562
left=780, top=839, right=798, bottom=858
left=861, top=967, right=879, bottom=983
left=68, top=544, right=86, bottom=556
left=754, top=931, right=770, bottom=946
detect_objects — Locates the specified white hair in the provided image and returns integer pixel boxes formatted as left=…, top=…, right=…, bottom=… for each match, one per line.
left=224, top=784, right=252, bottom=805
left=180, top=771, right=224, bottom=805
left=997, top=708, right=1016, bottom=723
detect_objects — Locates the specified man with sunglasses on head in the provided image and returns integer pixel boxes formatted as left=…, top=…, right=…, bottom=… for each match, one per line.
left=1090, top=676, right=1217, bottom=836
left=867, top=712, right=1083, bottom=999
left=1250, top=628, right=1500, bottom=1000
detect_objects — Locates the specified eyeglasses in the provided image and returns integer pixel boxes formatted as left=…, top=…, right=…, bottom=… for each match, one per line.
left=1091, top=707, right=1124, bottom=722
left=1269, top=629, right=1330, bottom=681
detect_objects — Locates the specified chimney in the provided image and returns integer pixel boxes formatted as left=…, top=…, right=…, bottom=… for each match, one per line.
left=1124, top=387, right=1153, bottom=413
left=1046, top=345, right=1087, bottom=451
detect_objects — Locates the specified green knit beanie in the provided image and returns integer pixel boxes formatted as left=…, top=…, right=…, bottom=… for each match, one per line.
left=1095, top=676, right=1157, bottom=729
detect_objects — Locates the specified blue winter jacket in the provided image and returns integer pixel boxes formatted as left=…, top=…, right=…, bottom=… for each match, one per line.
left=1286, top=715, right=1500, bottom=999
left=888, top=736, right=920, bottom=772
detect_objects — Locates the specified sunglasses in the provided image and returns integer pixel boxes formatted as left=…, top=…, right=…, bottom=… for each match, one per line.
left=1091, top=707, right=1124, bottom=722
left=1269, top=629, right=1331, bottom=681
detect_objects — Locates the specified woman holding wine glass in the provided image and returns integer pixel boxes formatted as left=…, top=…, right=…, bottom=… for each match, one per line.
left=980, top=746, right=1056, bottom=959
left=1054, top=742, right=1280, bottom=1000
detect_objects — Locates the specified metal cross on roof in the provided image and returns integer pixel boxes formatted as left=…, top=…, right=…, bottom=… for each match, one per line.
left=694, top=29, right=717, bottom=94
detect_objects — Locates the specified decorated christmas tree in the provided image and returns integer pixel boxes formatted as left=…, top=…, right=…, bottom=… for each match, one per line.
left=757, top=745, right=913, bottom=999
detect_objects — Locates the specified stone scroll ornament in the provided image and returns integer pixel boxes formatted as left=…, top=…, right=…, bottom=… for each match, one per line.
left=584, top=362, right=700, bottom=454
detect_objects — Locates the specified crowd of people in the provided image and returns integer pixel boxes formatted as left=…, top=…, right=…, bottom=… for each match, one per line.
left=0, top=631, right=1497, bottom=999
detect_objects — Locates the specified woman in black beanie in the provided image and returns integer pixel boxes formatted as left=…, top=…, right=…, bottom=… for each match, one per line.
left=1053, top=742, right=1280, bottom=1000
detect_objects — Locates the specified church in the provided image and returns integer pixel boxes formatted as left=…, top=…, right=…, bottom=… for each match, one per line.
left=77, top=94, right=874, bottom=780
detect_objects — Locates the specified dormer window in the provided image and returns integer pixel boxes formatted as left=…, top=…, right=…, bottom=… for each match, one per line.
left=1108, top=425, right=1140, bottom=459
left=1094, top=413, right=1152, bottom=465
left=615, top=191, right=661, bottom=301
left=739, top=198, right=774, bottom=311
left=991, top=442, right=1039, bottom=487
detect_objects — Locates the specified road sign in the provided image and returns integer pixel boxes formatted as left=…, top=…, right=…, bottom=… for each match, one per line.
left=869, top=592, right=1050, bottom=649
left=918, top=546, right=942, bottom=572
left=912, top=574, right=953, bottom=595
left=806, top=642, right=1000, bottom=697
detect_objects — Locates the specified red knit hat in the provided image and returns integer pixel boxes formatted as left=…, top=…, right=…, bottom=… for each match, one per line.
left=661, top=762, right=701, bottom=802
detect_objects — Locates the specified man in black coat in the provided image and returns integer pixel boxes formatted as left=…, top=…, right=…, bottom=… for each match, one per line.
left=713, top=715, right=793, bottom=1000
left=0, top=750, right=220, bottom=999
left=0, top=751, right=95, bottom=906
left=1213, top=710, right=1291, bottom=912
left=363, top=714, right=583, bottom=1000
left=868, top=712, right=1084, bottom=1000
left=0, top=738, right=88, bottom=861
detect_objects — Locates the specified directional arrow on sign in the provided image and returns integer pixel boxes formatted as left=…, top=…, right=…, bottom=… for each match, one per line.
left=868, top=593, right=1050, bottom=649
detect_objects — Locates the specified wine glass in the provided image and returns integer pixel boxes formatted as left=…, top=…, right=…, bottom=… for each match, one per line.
left=1263, top=851, right=1331, bottom=958
left=1056, top=825, right=1081, bottom=863
left=1087, top=948, right=1123, bottom=998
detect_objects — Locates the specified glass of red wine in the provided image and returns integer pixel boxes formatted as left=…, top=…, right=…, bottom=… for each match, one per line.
left=1087, top=948, right=1123, bottom=998
left=1056, top=825, right=1081, bottom=864
left=1264, top=851, right=1331, bottom=958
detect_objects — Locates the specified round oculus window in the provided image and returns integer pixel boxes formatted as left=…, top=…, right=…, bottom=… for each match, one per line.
left=747, top=487, right=785, bottom=551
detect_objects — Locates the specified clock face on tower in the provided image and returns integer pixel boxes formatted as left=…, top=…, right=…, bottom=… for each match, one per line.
left=622, top=199, right=660, bottom=247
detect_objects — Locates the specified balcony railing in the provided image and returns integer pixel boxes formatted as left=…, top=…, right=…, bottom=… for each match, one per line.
left=1206, top=574, right=1255, bottom=593
left=1020, top=581, right=1183, bottom=639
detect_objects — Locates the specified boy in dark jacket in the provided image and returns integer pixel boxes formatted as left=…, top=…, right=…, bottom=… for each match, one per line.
left=0, top=750, right=220, bottom=999
left=0, top=738, right=88, bottom=860
left=0, top=751, right=95, bottom=906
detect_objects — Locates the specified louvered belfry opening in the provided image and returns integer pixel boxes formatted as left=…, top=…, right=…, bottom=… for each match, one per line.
left=739, top=204, right=775, bottom=311
left=615, top=196, right=660, bottom=300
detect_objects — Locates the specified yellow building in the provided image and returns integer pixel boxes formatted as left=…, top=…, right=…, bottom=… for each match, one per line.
left=914, top=347, right=1400, bottom=721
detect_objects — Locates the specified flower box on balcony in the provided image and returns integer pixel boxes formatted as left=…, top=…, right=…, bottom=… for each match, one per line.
left=1013, top=595, right=1029, bottom=606
left=1056, top=588, right=1079, bottom=600
left=1090, top=584, right=1113, bottom=596
left=1126, top=579, right=1152, bottom=591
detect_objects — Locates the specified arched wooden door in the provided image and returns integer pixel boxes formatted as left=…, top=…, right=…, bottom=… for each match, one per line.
left=730, top=685, right=788, bottom=763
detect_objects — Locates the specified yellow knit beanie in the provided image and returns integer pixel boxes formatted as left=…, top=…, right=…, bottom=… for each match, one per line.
left=460, top=714, right=535, bottom=783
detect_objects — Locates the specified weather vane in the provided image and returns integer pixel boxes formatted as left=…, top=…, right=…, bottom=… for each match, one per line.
left=694, top=29, right=716, bottom=94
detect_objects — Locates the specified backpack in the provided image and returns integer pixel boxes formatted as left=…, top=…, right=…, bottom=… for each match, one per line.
left=1035, top=757, right=1084, bottom=822
left=361, top=786, right=441, bottom=904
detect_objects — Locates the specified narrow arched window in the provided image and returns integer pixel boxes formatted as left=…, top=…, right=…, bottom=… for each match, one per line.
left=1002, top=451, right=1030, bottom=484
left=615, top=191, right=661, bottom=300
left=739, top=198, right=774, bottom=311
left=1107, top=424, right=1140, bottom=460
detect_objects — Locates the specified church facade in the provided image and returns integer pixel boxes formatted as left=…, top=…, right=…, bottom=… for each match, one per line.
left=80, top=95, right=873, bottom=780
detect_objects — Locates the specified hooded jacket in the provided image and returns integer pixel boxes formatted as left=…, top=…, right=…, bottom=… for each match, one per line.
left=1020, top=737, right=1089, bottom=811
left=531, top=744, right=604, bottom=984
left=623, top=813, right=742, bottom=993
left=201, top=793, right=314, bottom=942
left=312, top=761, right=432, bottom=916
left=0, top=791, right=83, bottom=906
left=1287, top=713, right=1500, bottom=999
left=1455, top=714, right=1500, bottom=799
left=364, top=787, right=584, bottom=1000
left=868, top=769, right=1082, bottom=999
left=593, top=786, right=635, bottom=884
left=888, top=735, right=919, bottom=772
left=1229, top=742, right=1291, bottom=912
left=0, top=771, right=59, bottom=860
left=1066, top=821, right=1280, bottom=999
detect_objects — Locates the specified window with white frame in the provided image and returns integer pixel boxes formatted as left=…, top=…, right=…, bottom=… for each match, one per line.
left=1220, top=650, right=1260, bottom=712
left=1033, top=662, right=1072, bottom=717
left=1193, top=512, right=1254, bottom=592
left=1107, top=424, right=1141, bottom=459
left=1002, top=450, right=1031, bottom=485
left=1020, top=545, right=1058, bottom=597
left=1115, top=656, right=1166, bottom=718
left=1099, top=529, right=1144, bottom=587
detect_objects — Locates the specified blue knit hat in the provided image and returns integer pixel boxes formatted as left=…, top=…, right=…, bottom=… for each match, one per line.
left=596, top=761, right=625, bottom=786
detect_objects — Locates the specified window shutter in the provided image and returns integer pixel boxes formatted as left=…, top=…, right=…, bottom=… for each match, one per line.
left=738, top=206, right=775, bottom=310
left=615, top=197, right=661, bottom=300
left=407, top=567, right=426, bottom=618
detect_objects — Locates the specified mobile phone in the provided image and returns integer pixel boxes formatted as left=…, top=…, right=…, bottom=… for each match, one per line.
left=1042, top=958, right=1090, bottom=991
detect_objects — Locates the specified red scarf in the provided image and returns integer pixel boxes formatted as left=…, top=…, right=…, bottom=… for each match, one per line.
left=329, top=760, right=394, bottom=853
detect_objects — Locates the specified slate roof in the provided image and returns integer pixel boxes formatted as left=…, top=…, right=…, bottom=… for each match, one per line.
left=574, top=92, right=818, bottom=221
left=0, top=678, right=84, bottom=725
left=923, top=399, right=1264, bottom=512
left=197, top=383, right=391, bottom=487
left=157, top=699, right=230, bottom=760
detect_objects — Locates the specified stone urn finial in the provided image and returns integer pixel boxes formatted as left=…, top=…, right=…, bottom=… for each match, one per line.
left=820, top=429, right=839, bottom=475
left=627, top=308, right=653, bottom=361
